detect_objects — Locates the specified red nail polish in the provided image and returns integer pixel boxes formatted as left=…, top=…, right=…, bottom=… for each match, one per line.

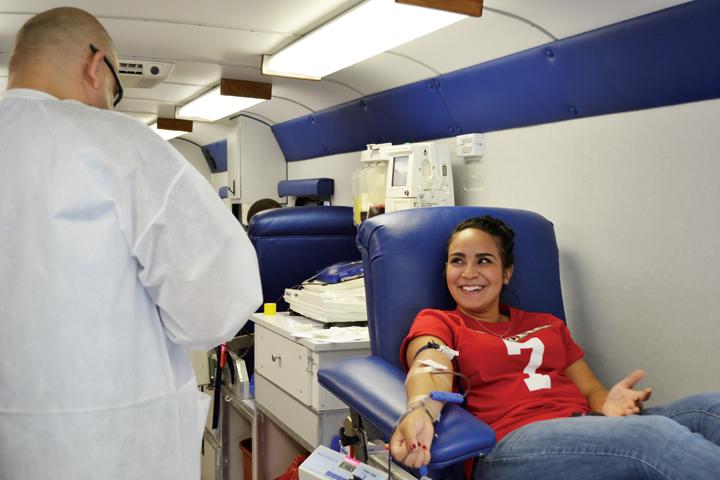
left=422, top=444, right=427, bottom=450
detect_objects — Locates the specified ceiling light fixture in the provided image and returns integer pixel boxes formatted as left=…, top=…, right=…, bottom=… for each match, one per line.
left=177, top=79, right=272, bottom=122
left=262, top=0, right=473, bottom=80
left=150, top=117, right=193, bottom=140
left=396, top=0, right=483, bottom=17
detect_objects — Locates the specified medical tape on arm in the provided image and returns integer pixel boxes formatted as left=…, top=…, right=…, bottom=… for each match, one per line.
left=405, top=356, right=451, bottom=381
left=405, top=366, right=454, bottom=403
left=407, top=394, right=429, bottom=405
left=406, top=357, right=453, bottom=388
left=404, top=366, right=436, bottom=385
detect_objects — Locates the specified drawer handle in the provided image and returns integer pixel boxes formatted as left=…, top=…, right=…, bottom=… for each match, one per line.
left=271, top=353, right=282, bottom=362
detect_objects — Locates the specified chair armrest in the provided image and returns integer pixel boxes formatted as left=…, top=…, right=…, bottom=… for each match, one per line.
left=318, top=356, right=496, bottom=469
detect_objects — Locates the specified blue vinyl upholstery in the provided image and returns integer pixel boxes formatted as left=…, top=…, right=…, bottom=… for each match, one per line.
left=363, top=207, right=565, bottom=367
left=277, top=178, right=334, bottom=198
left=201, top=139, right=228, bottom=172
left=248, top=206, right=360, bottom=310
left=318, top=207, right=565, bottom=473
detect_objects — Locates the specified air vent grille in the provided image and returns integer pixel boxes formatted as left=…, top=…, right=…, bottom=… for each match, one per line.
left=119, top=63, right=144, bottom=75
left=117, top=59, right=175, bottom=88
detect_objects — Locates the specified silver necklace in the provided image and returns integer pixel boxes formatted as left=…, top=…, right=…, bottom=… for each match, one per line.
left=472, top=314, right=512, bottom=339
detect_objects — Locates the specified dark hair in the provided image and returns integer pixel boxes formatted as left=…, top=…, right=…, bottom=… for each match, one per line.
left=447, top=215, right=515, bottom=269
left=247, top=198, right=282, bottom=223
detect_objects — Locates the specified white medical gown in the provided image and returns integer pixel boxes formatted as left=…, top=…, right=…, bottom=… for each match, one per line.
left=0, top=89, right=263, bottom=479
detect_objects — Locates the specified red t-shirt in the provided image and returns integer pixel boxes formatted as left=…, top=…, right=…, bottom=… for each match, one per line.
left=400, top=306, right=590, bottom=441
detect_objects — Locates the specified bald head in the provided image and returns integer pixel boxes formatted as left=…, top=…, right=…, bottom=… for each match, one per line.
left=8, top=7, right=119, bottom=108
left=10, top=8, right=114, bottom=73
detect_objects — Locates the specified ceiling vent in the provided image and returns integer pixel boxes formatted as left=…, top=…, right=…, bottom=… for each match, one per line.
left=118, top=59, right=175, bottom=88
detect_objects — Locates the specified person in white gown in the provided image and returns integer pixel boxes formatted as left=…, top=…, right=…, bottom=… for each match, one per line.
left=0, top=7, right=262, bottom=480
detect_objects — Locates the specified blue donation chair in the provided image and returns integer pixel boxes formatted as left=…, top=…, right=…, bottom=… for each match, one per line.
left=248, top=205, right=361, bottom=311
left=318, top=207, right=566, bottom=477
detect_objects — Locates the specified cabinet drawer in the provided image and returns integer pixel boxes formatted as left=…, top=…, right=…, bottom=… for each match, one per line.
left=255, top=325, right=312, bottom=406
left=255, top=374, right=349, bottom=449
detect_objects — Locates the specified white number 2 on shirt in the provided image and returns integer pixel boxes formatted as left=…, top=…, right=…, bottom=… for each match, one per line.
left=504, top=338, right=551, bottom=391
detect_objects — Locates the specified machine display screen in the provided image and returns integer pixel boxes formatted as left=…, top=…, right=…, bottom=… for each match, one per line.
left=391, top=155, right=409, bottom=187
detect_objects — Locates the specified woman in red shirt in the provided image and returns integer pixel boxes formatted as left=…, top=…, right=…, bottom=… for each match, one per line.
left=390, top=216, right=720, bottom=479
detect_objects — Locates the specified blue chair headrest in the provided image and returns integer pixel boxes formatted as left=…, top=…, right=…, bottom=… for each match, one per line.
left=357, top=207, right=565, bottom=368
left=249, top=206, right=360, bottom=309
left=277, top=178, right=334, bottom=198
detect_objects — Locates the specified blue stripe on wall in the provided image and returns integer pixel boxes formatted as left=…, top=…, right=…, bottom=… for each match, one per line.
left=272, top=0, right=720, bottom=162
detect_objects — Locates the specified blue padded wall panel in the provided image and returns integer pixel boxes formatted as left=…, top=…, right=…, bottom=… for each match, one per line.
left=363, top=80, right=460, bottom=144
left=553, top=1, right=720, bottom=118
left=444, top=0, right=720, bottom=133
left=439, top=48, right=573, bottom=133
left=273, top=0, right=720, bottom=162
left=272, top=116, right=329, bottom=161
left=272, top=101, right=378, bottom=161
left=316, top=102, right=379, bottom=154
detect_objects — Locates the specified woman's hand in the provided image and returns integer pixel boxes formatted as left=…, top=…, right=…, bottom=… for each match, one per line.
left=602, top=369, right=653, bottom=416
left=389, top=407, right=435, bottom=469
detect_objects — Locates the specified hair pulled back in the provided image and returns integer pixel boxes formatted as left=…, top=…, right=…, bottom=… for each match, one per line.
left=447, top=215, right=515, bottom=269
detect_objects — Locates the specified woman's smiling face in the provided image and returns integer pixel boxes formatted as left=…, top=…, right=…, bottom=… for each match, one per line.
left=446, top=228, right=513, bottom=319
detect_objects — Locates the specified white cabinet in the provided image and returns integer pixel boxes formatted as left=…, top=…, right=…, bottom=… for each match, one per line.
left=226, top=117, right=286, bottom=213
left=252, top=313, right=371, bottom=452
left=256, top=325, right=313, bottom=405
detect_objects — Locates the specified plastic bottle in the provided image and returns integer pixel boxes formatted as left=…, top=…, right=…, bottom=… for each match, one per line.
left=356, top=143, right=390, bottom=222
left=351, top=167, right=362, bottom=225
left=366, top=160, right=387, bottom=218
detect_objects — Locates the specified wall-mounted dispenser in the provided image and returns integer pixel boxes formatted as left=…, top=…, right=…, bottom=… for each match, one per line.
left=456, top=133, right=486, bottom=192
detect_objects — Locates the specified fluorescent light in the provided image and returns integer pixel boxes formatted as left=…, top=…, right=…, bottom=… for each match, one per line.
left=150, top=123, right=185, bottom=140
left=177, top=79, right=272, bottom=122
left=178, top=86, right=263, bottom=121
left=262, top=0, right=466, bottom=80
left=149, top=117, right=193, bottom=140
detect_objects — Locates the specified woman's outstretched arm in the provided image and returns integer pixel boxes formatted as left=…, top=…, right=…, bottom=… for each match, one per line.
left=390, top=335, right=454, bottom=469
left=567, top=359, right=652, bottom=415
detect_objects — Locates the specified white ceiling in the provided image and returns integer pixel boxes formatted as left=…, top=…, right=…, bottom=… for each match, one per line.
left=0, top=0, right=691, bottom=145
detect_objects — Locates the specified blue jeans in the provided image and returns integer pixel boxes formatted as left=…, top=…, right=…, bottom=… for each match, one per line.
left=473, top=393, right=720, bottom=480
